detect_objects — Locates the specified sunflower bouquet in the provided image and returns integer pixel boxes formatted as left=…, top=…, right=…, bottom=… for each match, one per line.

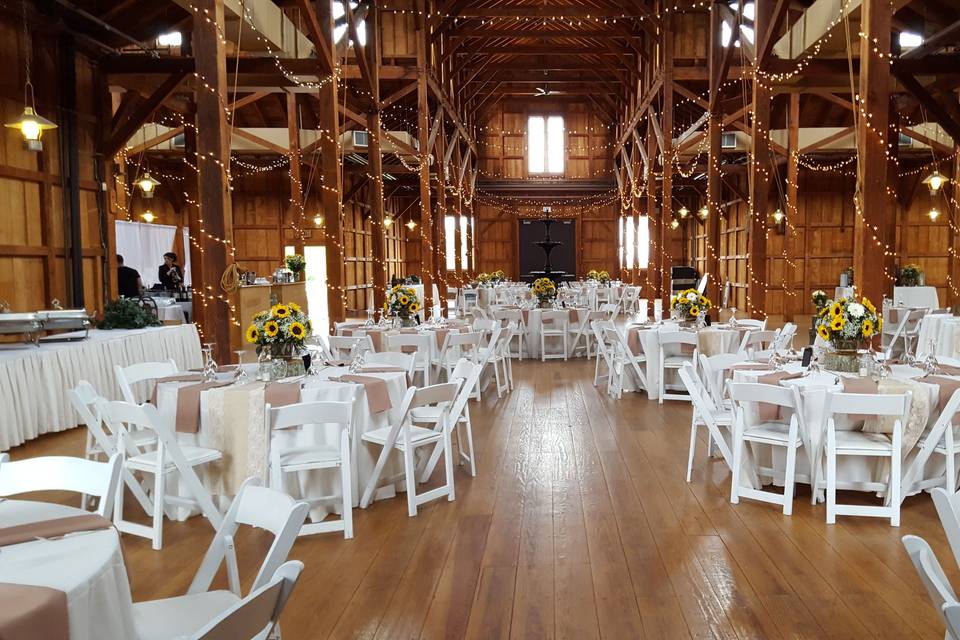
left=585, top=269, right=599, bottom=281
left=491, top=269, right=506, bottom=283
left=814, top=296, right=881, bottom=348
left=670, top=288, right=712, bottom=320
left=245, top=301, right=311, bottom=355
left=532, top=277, right=557, bottom=306
left=596, top=270, right=611, bottom=285
left=383, top=284, right=421, bottom=319
left=475, top=272, right=492, bottom=285
left=811, top=289, right=828, bottom=311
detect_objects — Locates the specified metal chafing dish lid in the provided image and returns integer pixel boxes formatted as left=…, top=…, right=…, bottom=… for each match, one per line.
left=0, top=312, right=41, bottom=322
left=35, top=309, right=91, bottom=320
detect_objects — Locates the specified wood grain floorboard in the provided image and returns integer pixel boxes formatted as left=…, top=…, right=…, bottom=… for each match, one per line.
left=7, top=358, right=953, bottom=638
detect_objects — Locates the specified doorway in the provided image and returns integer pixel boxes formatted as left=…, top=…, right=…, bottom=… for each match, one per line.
left=285, top=245, right=329, bottom=337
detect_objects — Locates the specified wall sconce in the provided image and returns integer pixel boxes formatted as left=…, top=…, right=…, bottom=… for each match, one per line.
left=929, top=207, right=942, bottom=222
left=770, top=208, right=786, bottom=234
left=923, top=171, right=946, bottom=196
left=136, top=172, right=160, bottom=198
left=697, top=206, right=708, bottom=220
left=140, top=210, right=156, bottom=223
left=313, top=215, right=324, bottom=227
left=677, top=206, right=689, bottom=219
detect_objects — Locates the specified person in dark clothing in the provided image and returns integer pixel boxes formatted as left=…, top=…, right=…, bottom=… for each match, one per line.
left=158, top=252, right=184, bottom=291
left=117, top=255, right=144, bottom=298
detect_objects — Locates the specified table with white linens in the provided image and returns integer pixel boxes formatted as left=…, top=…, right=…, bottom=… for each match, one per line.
left=893, top=285, right=939, bottom=309
left=915, top=312, right=960, bottom=360
left=522, top=307, right=590, bottom=359
left=621, top=323, right=743, bottom=399
left=156, top=366, right=409, bottom=521
left=0, top=324, right=202, bottom=451
left=731, top=362, right=949, bottom=499
left=0, top=500, right=137, bottom=640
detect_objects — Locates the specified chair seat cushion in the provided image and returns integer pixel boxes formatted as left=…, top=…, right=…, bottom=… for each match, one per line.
left=133, top=590, right=240, bottom=640
left=127, top=445, right=222, bottom=471
left=362, top=425, right=441, bottom=448
left=833, top=430, right=892, bottom=453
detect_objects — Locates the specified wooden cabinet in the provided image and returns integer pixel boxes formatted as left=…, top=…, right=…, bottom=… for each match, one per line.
left=234, top=282, right=308, bottom=358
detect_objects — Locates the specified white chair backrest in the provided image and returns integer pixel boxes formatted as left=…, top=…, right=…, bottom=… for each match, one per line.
left=901, top=535, right=957, bottom=635
left=729, top=382, right=802, bottom=425
left=387, top=332, right=432, bottom=357
left=736, top=318, right=766, bottom=330
left=189, top=477, right=309, bottom=596
left=494, top=308, right=524, bottom=326
left=472, top=318, right=497, bottom=334
left=69, top=381, right=116, bottom=454
left=541, top=310, right=569, bottom=330
left=267, top=400, right=353, bottom=432
left=193, top=561, right=304, bottom=640
left=442, top=332, right=483, bottom=358
left=115, top=359, right=178, bottom=403
left=744, top=330, right=778, bottom=349
left=0, top=454, right=122, bottom=517
left=825, top=390, right=911, bottom=419
left=599, top=302, right=618, bottom=318
left=328, top=334, right=373, bottom=358
left=774, top=323, right=797, bottom=350
left=680, top=363, right=722, bottom=417
left=698, top=352, right=748, bottom=405
left=659, top=330, right=698, bottom=347
left=365, top=351, right=416, bottom=375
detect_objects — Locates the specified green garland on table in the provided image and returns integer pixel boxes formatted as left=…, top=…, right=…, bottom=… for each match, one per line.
left=97, top=298, right=162, bottom=330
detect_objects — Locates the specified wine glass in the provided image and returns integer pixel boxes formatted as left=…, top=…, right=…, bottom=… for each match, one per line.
left=364, top=307, right=375, bottom=326
left=233, top=350, right=248, bottom=384
left=201, top=343, right=217, bottom=381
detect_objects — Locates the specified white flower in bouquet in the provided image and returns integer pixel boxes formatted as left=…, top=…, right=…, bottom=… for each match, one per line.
left=847, top=302, right=865, bottom=318
left=686, top=292, right=698, bottom=302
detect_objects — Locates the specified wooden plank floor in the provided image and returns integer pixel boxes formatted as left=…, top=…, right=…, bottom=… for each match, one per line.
left=9, top=358, right=956, bottom=638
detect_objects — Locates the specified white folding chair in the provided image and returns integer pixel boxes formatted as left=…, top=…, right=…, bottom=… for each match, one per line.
left=265, top=399, right=355, bottom=539
left=387, top=333, right=432, bottom=385
left=0, top=454, right=122, bottom=518
left=359, top=383, right=459, bottom=517
left=604, top=326, right=648, bottom=398
left=328, top=334, right=373, bottom=359
left=577, top=310, right=607, bottom=358
left=115, top=359, right=179, bottom=404
left=658, top=331, right=698, bottom=403
left=471, top=318, right=497, bottom=344
left=132, top=480, right=307, bottom=639
left=476, top=325, right=510, bottom=398
left=591, top=320, right=617, bottom=393
left=697, top=352, right=748, bottom=411
left=774, top=322, right=797, bottom=351
left=364, top=350, right=416, bottom=379
left=902, top=388, right=960, bottom=495
left=137, top=560, right=304, bottom=640
left=738, top=329, right=777, bottom=355
left=461, top=289, right=479, bottom=315
left=412, top=359, right=482, bottom=478
left=734, top=318, right=766, bottom=331
left=886, top=308, right=926, bottom=360
left=728, top=382, right=805, bottom=515
left=599, top=302, right=619, bottom=320
left=902, top=535, right=959, bottom=640
left=101, top=400, right=223, bottom=550
left=566, top=309, right=593, bottom=357
left=540, top=310, right=569, bottom=361
left=680, top=363, right=733, bottom=482
left=434, top=331, right=482, bottom=382
left=494, top=308, right=527, bottom=359
left=823, top=390, right=911, bottom=526
left=933, top=487, right=960, bottom=576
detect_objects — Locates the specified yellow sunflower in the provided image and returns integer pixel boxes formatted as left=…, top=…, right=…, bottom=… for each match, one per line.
left=817, top=324, right=830, bottom=341
left=861, top=297, right=876, bottom=315
left=271, top=304, right=290, bottom=319
left=877, top=318, right=883, bottom=332
left=288, top=302, right=301, bottom=313
left=245, top=324, right=259, bottom=343
left=830, top=302, right=843, bottom=318
left=690, top=306, right=700, bottom=317
left=399, top=296, right=409, bottom=305
left=264, top=321, right=280, bottom=337
left=287, top=321, right=306, bottom=339
left=818, top=306, right=829, bottom=317
left=862, top=319, right=874, bottom=337
left=830, top=316, right=845, bottom=332
left=410, top=302, right=420, bottom=313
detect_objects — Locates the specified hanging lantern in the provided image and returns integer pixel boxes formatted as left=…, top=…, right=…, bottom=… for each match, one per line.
left=140, top=210, right=156, bottom=223
left=771, top=208, right=785, bottom=224
left=383, top=216, right=393, bottom=227
left=923, top=171, right=946, bottom=196
left=929, top=208, right=941, bottom=222
left=406, top=220, right=417, bottom=230
left=6, top=105, right=56, bottom=152
left=698, top=206, right=709, bottom=220
left=669, top=219, right=680, bottom=230
left=677, top=206, right=689, bottom=219
left=313, top=215, right=324, bottom=227
left=136, top=172, right=160, bottom=198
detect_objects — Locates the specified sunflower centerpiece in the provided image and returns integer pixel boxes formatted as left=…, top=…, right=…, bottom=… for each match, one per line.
left=596, top=270, right=612, bottom=285
left=245, top=302, right=311, bottom=378
left=670, top=288, right=712, bottom=325
left=814, top=296, right=881, bottom=372
left=383, top=284, right=421, bottom=326
left=532, top=277, right=557, bottom=308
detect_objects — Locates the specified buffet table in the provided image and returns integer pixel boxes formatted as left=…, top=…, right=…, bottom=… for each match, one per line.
left=0, top=324, right=202, bottom=450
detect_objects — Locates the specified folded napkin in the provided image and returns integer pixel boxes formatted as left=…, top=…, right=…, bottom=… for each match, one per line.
left=324, top=359, right=351, bottom=367
left=925, top=375, right=960, bottom=423
left=149, top=374, right=205, bottom=404
left=361, top=366, right=412, bottom=386
left=189, top=365, right=238, bottom=374
left=265, top=381, right=301, bottom=408
left=756, top=371, right=803, bottom=421
left=366, top=329, right=387, bottom=353
left=330, top=375, right=392, bottom=413
left=0, top=513, right=112, bottom=548
left=0, top=583, right=68, bottom=640
left=174, top=380, right=235, bottom=433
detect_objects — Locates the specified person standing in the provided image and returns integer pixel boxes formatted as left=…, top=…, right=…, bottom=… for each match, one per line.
left=158, top=252, right=184, bottom=291
left=117, top=254, right=144, bottom=298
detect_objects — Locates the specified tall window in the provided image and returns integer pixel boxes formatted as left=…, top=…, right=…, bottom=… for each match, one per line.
left=619, top=216, right=650, bottom=270
left=459, top=216, right=469, bottom=269
left=637, top=216, right=650, bottom=268
left=444, top=216, right=457, bottom=270
left=528, top=115, right=564, bottom=174
left=625, top=217, right=636, bottom=269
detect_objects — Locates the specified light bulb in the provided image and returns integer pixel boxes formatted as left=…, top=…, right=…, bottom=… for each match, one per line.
left=137, top=172, right=160, bottom=198
left=5, top=106, right=56, bottom=151
left=678, top=206, right=689, bottom=218
left=406, top=220, right=417, bottom=230
left=670, top=219, right=680, bottom=230
left=313, top=215, right=323, bottom=227
left=141, top=211, right=156, bottom=223
left=698, top=206, right=708, bottom=219
left=929, top=208, right=941, bottom=221
left=383, top=217, right=393, bottom=227
left=772, top=209, right=785, bottom=223
left=924, top=171, right=946, bottom=195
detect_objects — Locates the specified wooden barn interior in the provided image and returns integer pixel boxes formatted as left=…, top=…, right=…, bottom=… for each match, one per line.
left=4, top=0, right=960, bottom=638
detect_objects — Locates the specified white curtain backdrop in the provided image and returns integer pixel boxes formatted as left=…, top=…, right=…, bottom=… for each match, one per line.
left=181, top=226, right=192, bottom=287
left=115, top=220, right=177, bottom=288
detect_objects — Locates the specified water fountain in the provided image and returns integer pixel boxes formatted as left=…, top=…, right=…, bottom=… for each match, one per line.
left=535, top=219, right=562, bottom=277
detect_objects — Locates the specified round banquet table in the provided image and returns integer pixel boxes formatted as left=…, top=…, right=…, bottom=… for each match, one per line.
left=731, top=363, right=948, bottom=500
left=522, top=307, right=590, bottom=359
left=157, top=366, right=410, bottom=521
left=621, top=323, right=743, bottom=399
left=0, top=500, right=136, bottom=640
left=915, top=313, right=960, bottom=360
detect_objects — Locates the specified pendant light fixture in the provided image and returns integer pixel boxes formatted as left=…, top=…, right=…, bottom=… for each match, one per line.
left=5, top=0, right=56, bottom=151
left=923, top=171, right=946, bottom=196
left=929, top=208, right=941, bottom=222
left=406, top=220, right=417, bottom=230
left=677, top=206, right=689, bottom=219
left=669, top=219, right=680, bottom=230
left=136, top=172, right=161, bottom=198
left=140, top=210, right=157, bottom=223
left=698, top=206, right=709, bottom=220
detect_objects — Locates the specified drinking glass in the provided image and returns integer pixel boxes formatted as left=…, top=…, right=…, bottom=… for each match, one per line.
left=233, top=350, right=248, bottom=384
left=201, top=343, right=218, bottom=381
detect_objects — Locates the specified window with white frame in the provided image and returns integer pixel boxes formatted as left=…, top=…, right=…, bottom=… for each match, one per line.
left=459, top=216, right=469, bottom=269
left=528, top=115, right=564, bottom=174
left=444, top=215, right=456, bottom=270
left=619, top=216, right=650, bottom=270
left=625, top=216, right=636, bottom=269
left=637, top=215, right=649, bottom=268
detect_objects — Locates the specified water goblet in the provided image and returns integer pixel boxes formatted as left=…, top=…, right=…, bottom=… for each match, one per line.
left=202, top=343, right=218, bottom=381
left=233, top=350, right=248, bottom=384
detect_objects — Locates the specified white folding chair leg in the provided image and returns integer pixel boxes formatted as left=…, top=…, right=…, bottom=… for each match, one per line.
left=826, top=428, right=837, bottom=524
left=151, top=466, right=165, bottom=550
left=359, top=443, right=393, bottom=509
left=686, top=419, right=699, bottom=483
left=340, top=431, right=353, bottom=539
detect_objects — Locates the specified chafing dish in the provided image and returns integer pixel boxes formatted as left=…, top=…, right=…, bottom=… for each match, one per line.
left=35, top=309, right=93, bottom=341
left=0, top=312, right=43, bottom=342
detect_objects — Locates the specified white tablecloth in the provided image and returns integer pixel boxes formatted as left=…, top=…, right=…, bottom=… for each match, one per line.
left=916, top=313, right=960, bottom=360
left=158, top=367, right=409, bottom=521
left=0, top=500, right=136, bottom=640
left=0, top=324, right=203, bottom=451
left=523, top=307, right=589, bottom=358
left=894, top=286, right=939, bottom=309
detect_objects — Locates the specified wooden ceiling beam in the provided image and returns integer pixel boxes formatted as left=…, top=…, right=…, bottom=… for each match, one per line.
left=901, top=18, right=960, bottom=60
left=892, top=70, right=960, bottom=143
left=464, top=45, right=631, bottom=55
left=103, top=70, right=186, bottom=157
left=458, top=7, right=656, bottom=18
left=295, top=0, right=335, bottom=75
left=426, top=72, right=478, bottom=155
left=232, top=128, right=288, bottom=154
left=613, top=75, right=662, bottom=155
left=379, top=81, right=417, bottom=110
left=755, top=0, right=790, bottom=68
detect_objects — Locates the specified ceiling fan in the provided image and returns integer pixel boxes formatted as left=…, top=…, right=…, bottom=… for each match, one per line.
left=533, top=86, right=553, bottom=97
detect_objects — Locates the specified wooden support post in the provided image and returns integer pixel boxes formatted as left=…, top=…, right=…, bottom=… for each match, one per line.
left=632, top=144, right=641, bottom=285
left=705, top=2, right=723, bottom=304
left=193, top=0, right=234, bottom=362
left=854, top=0, right=892, bottom=308
left=454, top=152, right=464, bottom=282
left=183, top=107, right=204, bottom=331
left=416, top=0, right=435, bottom=311
left=286, top=92, right=304, bottom=256
left=787, top=92, right=800, bottom=317
left=646, top=123, right=660, bottom=298
left=316, top=0, right=346, bottom=329
left=660, top=9, right=674, bottom=307
left=366, top=4, right=387, bottom=314
left=748, top=0, right=773, bottom=318
left=952, top=146, right=960, bottom=310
